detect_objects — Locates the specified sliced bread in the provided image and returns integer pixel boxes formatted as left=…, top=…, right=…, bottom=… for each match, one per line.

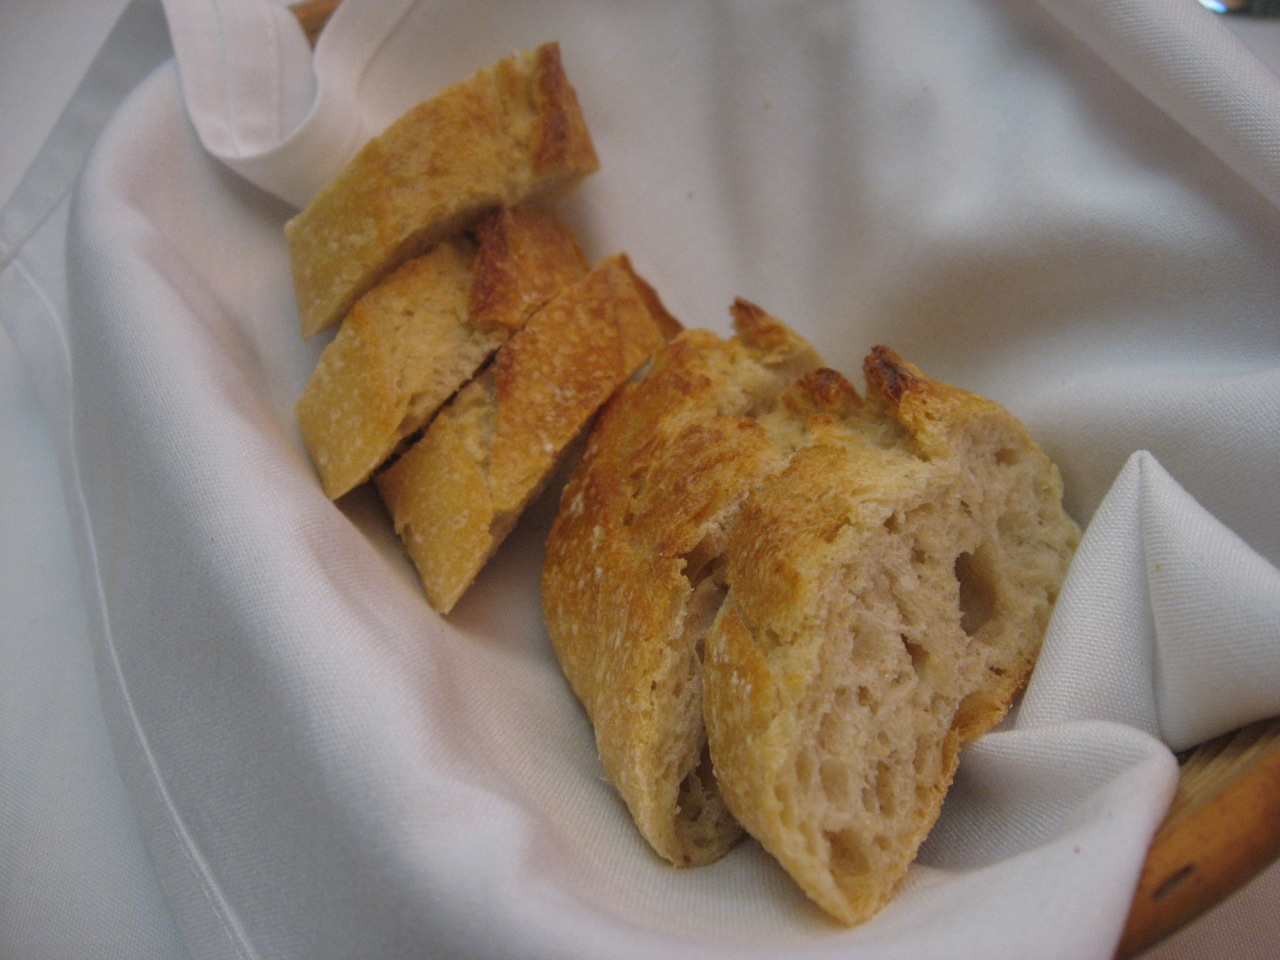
left=377, top=254, right=681, bottom=614
left=542, top=310, right=1080, bottom=921
left=295, top=205, right=589, bottom=499
left=541, top=301, right=822, bottom=866
left=285, top=42, right=599, bottom=337
left=702, top=347, right=1081, bottom=925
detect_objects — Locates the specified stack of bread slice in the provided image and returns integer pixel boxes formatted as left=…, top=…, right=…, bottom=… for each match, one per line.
left=541, top=303, right=1082, bottom=924
left=376, top=252, right=678, bottom=612
left=287, top=43, right=680, bottom=612
left=285, top=41, right=1083, bottom=928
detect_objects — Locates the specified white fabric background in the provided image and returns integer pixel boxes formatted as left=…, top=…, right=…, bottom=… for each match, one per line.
left=0, top=2, right=188, bottom=956
left=2, top=0, right=1278, bottom=957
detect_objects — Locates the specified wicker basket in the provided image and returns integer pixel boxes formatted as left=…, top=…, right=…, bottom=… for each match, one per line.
left=1118, top=714, right=1280, bottom=956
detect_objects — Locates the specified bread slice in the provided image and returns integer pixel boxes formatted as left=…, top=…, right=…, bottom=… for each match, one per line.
left=285, top=42, right=599, bottom=337
left=295, top=205, right=589, bottom=499
left=377, top=254, right=681, bottom=614
left=702, top=347, right=1081, bottom=925
left=542, top=306, right=1079, bottom=919
left=541, top=301, right=823, bottom=866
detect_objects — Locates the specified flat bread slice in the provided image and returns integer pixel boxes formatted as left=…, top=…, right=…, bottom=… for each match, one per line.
left=542, top=301, right=822, bottom=866
left=296, top=205, right=589, bottom=499
left=286, top=42, right=599, bottom=337
left=702, top=347, right=1081, bottom=925
left=378, top=254, right=680, bottom=614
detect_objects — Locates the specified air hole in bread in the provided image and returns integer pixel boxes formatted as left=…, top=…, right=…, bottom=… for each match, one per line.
left=911, top=736, right=932, bottom=775
left=826, top=830, right=872, bottom=880
left=820, top=759, right=851, bottom=805
left=682, top=539, right=723, bottom=591
left=675, top=741, right=737, bottom=859
left=902, top=637, right=929, bottom=673
left=817, top=704, right=851, bottom=760
left=831, top=684, right=856, bottom=716
left=954, top=549, right=996, bottom=637
left=874, top=760, right=897, bottom=817
left=795, top=750, right=816, bottom=790
left=680, top=554, right=727, bottom=677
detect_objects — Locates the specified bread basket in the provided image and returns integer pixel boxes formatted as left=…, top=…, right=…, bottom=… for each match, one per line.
left=284, top=1, right=1279, bottom=951
left=1118, top=714, right=1280, bottom=956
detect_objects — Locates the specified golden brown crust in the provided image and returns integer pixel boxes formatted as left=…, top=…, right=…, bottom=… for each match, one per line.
left=294, top=238, right=479, bottom=500
left=542, top=310, right=1081, bottom=923
left=530, top=42, right=599, bottom=177
left=378, top=254, right=678, bottom=614
left=285, top=42, right=599, bottom=338
left=486, top=254, right=678, bottom=510
left=294, top=205, right=589, bottom=499
left=542, top=306, right=823, bottom=866
left=467, top=204, right=590, bottom=332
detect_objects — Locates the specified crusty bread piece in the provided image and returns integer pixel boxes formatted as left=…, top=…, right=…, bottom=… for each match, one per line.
left=467, top=204, right=591, bottom=335
left=285, top=41, right=599, bottom=337
left=542, top=307, right=1080, bottom=920
left=295, top=205, right=589, bottom=499
left=377, top=254, right=681, bottom=614
left=542, top=300, right=822, bottom=866
left=702, top=347, right=1081, bottom=925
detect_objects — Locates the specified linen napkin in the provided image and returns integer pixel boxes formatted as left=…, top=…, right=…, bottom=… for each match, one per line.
left=49, top=0, right=1280, bottom=957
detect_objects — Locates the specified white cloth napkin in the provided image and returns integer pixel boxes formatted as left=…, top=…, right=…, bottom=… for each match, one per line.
left=21, top=0, right=1280, bottom=957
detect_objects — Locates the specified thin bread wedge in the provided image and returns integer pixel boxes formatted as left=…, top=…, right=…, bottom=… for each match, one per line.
left=378, top=254, right=681, bottom=614
left=541, top=301, right=822, bottom=866
left=702, top=347, right=1081, bottom=925
left=295, top=205, right=589, bottom=499
left=286, top=41, right=599, bottom=337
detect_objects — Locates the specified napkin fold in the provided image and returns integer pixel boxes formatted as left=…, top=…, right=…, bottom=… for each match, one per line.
left=161, top=0, right=415, bottom=208
left=1022, top=451, right=1280, bottom=752
left=40, top=0, right=1280, bottom=958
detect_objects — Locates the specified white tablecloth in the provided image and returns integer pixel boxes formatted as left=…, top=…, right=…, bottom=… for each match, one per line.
left=1, top=5, right=187, bottom=957
left=1, top=2, right=1277, bottom=958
